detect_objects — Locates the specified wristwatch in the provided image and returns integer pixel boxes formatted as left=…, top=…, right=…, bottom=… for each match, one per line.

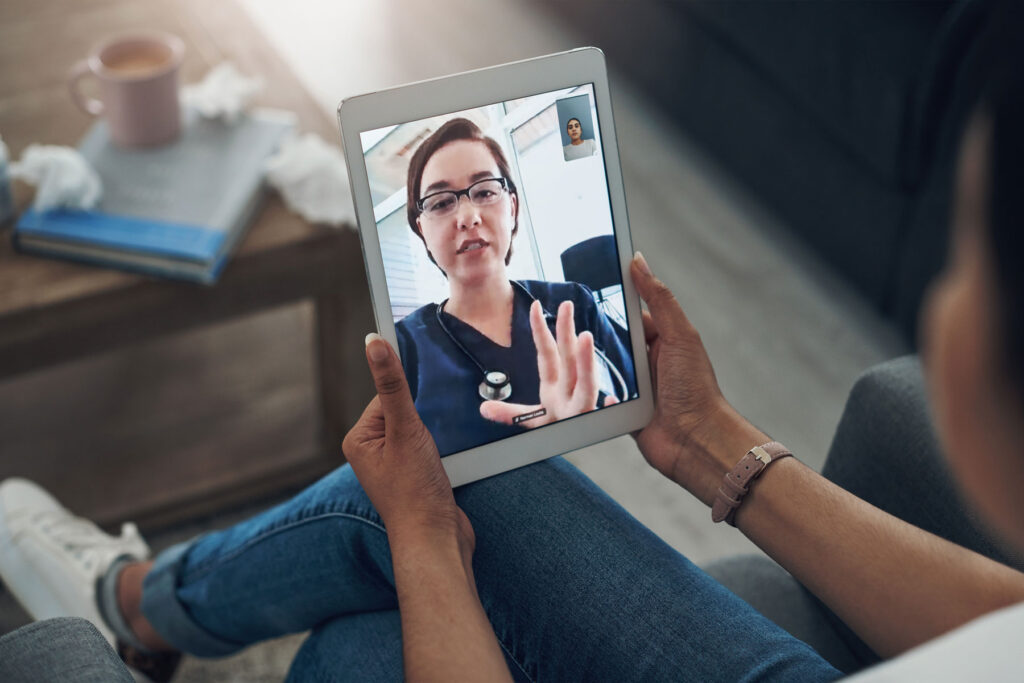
left=711, top=441, right=792, bottom=526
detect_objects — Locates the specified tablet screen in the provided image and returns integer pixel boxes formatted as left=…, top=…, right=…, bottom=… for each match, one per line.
left=359, top=84, right=638, bottom=457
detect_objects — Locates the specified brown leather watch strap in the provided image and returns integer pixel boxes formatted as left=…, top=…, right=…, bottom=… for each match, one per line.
left=711, top=441, right=792, bottom=526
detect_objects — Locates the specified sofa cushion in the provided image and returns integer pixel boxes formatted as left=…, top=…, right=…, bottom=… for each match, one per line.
left=677, top=0, right=954, bottom=189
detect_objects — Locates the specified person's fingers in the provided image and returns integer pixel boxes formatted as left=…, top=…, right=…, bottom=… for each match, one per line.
left=359, top=394, right=385, bottom=431
left=573, top=331, right=598, bottom=409
left=555, top=300, right=578, bottom=392
left=479, top=400, right=548, bottom=428
left=364, top=333, right=419, bottom=431
left=342, top=396, right=384, bottom=464
left=602, top=394, right=620, bottom=407
left=530, top=301, right=560, bottom=385
left=648, top=335, right=660, bottom=393
left=638, top=309, right=661, bottom=394
left=641, top=310, right=659, bottom=345
left=630, top=252, right=691, bottom=340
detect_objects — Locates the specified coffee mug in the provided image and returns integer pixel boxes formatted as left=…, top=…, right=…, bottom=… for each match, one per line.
left=69, top=32, right=185, bottom=147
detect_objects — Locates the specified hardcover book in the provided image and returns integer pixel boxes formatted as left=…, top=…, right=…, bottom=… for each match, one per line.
left=13, top=108, right=296, bottom=283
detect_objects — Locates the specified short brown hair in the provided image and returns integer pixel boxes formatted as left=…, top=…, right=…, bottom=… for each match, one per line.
left=405, top=118, right=519, bottom=273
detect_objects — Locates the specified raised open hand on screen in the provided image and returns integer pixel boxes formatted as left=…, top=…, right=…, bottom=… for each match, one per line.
left=480, top=299, right=617, bottom=429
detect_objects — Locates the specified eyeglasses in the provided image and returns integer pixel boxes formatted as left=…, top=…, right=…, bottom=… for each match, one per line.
left=416, top=177, right=510, bottom=220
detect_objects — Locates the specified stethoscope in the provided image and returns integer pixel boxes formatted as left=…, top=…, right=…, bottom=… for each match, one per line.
left=435, top=281, right=629, bottom=403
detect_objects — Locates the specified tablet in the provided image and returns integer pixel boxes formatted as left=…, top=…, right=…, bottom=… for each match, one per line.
left=338, top=47, right=653, bottom=486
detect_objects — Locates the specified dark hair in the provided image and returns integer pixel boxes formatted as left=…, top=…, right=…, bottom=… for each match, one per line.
left=976, top=2, right=1024, bottom=397
left=405, top=118, right=519, bottom=273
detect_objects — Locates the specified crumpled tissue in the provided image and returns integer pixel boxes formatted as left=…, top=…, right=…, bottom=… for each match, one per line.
left=9, top=144, right=102, bottom=212
left=264, top=133, right=355, bottom=228
left=182, top=62, right=263, bottom=123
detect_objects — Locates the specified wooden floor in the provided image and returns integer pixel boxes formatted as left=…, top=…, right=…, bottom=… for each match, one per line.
left=0, top=1, right=908, bottom=679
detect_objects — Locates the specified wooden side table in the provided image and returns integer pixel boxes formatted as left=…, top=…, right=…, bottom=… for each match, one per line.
left=0, top=0, right=375, bottom=527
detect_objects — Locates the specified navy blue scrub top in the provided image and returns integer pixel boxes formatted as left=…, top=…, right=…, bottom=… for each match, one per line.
left=395, top=280, right=638, bottom=457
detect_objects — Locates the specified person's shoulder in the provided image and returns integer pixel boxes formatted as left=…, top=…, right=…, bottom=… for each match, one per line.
left=845, top=602, right=1024, bottom=682
left=519, top=280, right=593, bottom=305
left=396, top=304, right=439, bottom=334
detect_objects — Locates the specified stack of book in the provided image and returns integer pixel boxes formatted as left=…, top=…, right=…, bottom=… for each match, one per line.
left=13, top=108, right=295, bottom=283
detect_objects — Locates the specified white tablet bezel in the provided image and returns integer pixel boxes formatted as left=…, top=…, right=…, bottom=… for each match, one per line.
left=338, top=47, right=653, bottom=487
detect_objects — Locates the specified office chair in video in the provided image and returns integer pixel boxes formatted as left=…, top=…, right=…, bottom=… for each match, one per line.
left=560, top=235, right=627, bottom=329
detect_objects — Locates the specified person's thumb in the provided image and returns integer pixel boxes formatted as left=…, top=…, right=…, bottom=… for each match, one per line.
left=364, top=333, right=419, bottom=426
left=480, top=400, right=546, bottom=427
left=629, top=252, right=690, bottom=340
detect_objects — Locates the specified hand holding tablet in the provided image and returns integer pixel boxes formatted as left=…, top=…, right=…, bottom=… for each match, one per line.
left=343, top=333, right=472, bottom=544
left=339, top=48, right=653, bottom=485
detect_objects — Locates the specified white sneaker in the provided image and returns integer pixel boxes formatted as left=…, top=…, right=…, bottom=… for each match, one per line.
left=0, top=477, right=150, bottom=645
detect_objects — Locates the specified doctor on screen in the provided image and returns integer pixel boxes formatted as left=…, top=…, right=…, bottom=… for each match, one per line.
left=562, top=117, right=597, bottom=161
left=395, top=117, right=636, bottom=456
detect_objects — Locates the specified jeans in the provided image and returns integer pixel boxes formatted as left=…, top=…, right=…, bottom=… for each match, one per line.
left=0, top=617, right=134, bottom=683
left=141, top=455, right=842, bottom=682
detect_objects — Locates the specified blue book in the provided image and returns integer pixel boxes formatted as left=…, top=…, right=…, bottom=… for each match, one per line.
left=13, top=108, right=296, bottom=284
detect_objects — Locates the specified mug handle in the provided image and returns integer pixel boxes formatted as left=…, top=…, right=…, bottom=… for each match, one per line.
left=68, top=59, right=103, bottom=116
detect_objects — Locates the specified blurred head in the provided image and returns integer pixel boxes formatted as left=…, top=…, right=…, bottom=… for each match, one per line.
left=922, top=2, right=1024, bottom=550
left=567, top=117, right=583, bottom=142
left=406, top=118, right=519, bottom=284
